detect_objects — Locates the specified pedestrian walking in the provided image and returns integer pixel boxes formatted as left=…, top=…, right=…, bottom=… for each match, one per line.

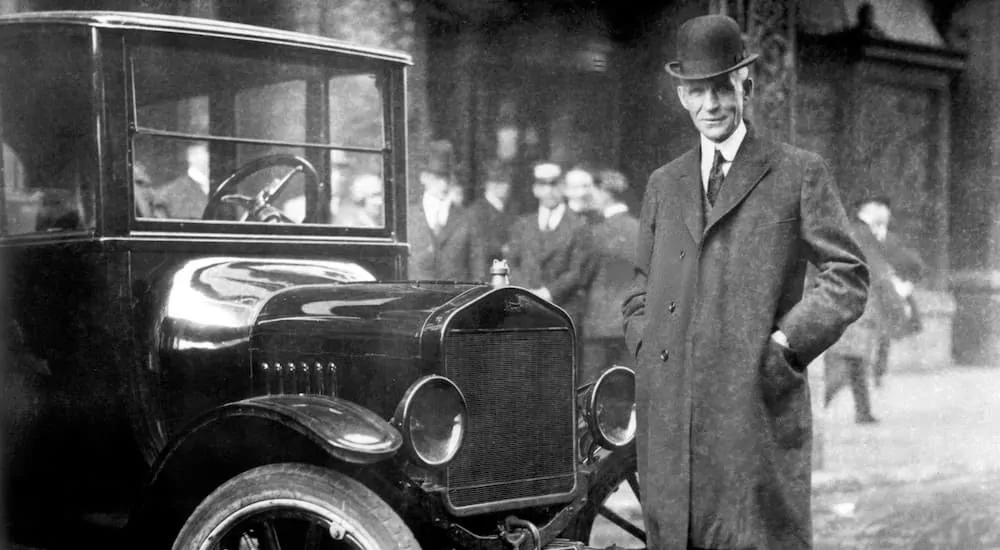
left=856, top=196, right=927, bottom=388
left=621, top=14, right=869, bottom=549
left=580, top=169, right=638, bottom=383
left=505, top=161, right=591, bottom=327
left=824, top=204, right=905, bottom=424
left=408, top=140, right=486, bottom=282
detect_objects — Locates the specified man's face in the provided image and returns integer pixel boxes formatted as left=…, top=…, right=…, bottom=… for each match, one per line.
left=533, top=181, right=564, bottom=210
left=420, top=171, right=450, bottom=200
left=564, top=170, right=596, bottom=210
left=486, top=180, right=511, bottom=202
left=859, top=203, right=891, bottom=242
left=677, top=73, right=746, bottom=143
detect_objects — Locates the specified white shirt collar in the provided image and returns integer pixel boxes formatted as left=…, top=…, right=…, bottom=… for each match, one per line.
left=484, top=192, right=505, bottom=213
left=187, top=167, right=210, bottom=194
left=538, top=202, right=566, bottom=231
left=699, top=120, right=747, bottom=192
left=423, top=193, right=449, bottom=228
left=603, top=203, right=629, bottom=218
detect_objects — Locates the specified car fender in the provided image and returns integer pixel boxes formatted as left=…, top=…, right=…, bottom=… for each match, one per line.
left=129, top=394, right=402, bottom=546
left=151, top=393, right=402, bottom=475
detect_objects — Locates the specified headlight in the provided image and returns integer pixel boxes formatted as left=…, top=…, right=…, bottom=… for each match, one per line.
left=584, top=366, right=636, bottom=450
left=392, top=376, right=468, bottom=467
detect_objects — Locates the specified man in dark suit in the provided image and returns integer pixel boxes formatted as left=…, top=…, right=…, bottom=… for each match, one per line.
left=466, top=160, right=515, bottom=274
left=407, top=140, right=486, bottom=282
left=621, top=15, right=869, bottom=549
left=580, top=169, right=639, bottom=383
left=505, top=161, right=591, bottom=325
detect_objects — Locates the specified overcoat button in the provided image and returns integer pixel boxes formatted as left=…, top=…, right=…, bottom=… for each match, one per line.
left=659, top=350, right=669, bottom=362
left=668, top=302, right=676, bottom=313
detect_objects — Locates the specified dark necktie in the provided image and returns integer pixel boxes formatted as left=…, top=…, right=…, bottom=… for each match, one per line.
left=707, top=148, right=726, bottom=208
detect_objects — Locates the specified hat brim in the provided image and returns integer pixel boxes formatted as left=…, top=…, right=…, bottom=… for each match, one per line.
left=665, top=53, right=759, bottom=80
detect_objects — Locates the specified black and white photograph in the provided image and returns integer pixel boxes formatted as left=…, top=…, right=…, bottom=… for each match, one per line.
left=2, top=0, right=998, bottom=549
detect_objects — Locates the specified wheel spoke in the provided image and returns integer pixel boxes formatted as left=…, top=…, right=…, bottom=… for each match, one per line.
left=598, top=504, right=646, bottom=543
left=303, top=522, right=326, bottom=550
left=626, top=472, right=641, bottom=502
left=260, top=520, right=282, bottom=550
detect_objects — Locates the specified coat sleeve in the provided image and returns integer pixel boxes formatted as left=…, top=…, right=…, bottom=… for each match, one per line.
left=460, top=210, right=488, bottom=283
left=621, top=185, right=658, bottom=359
left=547, top=223, right=593, bottom=303
left=504, top=219, right=523, bottom=270
left=776, top=158, right=870, bottom=366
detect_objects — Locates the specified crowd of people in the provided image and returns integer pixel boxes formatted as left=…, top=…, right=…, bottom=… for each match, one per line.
left=407, top=141, right=639, bottom=383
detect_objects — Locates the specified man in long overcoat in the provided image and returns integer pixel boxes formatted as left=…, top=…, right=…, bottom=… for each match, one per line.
left=621, top=15, right=869, bottom=549
left=408, top=141, right=486, bottom=282
left=466, top=160, right=515, bottom=275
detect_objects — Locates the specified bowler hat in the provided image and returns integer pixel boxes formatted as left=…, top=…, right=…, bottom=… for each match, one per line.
left=422, top=139, right=454, bottom=177
left=482, top=159, right=513, bottom=184
left=665, top=14, right=758, bottom=80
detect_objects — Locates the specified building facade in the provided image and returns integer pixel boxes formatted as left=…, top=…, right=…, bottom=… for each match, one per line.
left=1, top=0, right=995, bottom=363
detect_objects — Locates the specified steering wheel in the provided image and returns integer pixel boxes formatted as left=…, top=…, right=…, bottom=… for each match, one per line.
left=202, top=154, right=321, bottom=223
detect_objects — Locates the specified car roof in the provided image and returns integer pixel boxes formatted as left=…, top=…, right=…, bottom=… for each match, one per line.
left=0, top=10, right=412, bottom=65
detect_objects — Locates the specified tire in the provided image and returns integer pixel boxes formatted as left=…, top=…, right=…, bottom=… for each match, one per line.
left=172, top=463, right=420, bottom=550
left=562, top=446, right=646, bottom=549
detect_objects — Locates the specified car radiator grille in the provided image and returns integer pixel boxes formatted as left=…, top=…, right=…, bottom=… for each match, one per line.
left=443, top=328, right=576, bottom=512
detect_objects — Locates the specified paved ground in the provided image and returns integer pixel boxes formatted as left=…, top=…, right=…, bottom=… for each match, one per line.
left=590, top=365, right=1000, bottom=549
left=811, top=366, right=1000, bottom=549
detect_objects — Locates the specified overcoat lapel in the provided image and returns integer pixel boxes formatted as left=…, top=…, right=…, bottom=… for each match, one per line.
left=705, top=129, right=773, bottom=233
left=539, top=209, right=579, bottom=264
left=672, top=148, right=704, bottom=244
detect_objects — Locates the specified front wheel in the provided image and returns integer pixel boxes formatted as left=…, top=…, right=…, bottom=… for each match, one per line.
left=173, top=463, right=419, bottom=550
left=563, top=447, right=646, bottom=549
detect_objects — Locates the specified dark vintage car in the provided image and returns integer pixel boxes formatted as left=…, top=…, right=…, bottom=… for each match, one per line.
left=1, top=11, right=642, bottom=550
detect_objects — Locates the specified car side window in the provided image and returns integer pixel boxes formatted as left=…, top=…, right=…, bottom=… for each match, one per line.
left=0, top=27, right=96, bottom=236
left=130, top=38, right=389, bottom=228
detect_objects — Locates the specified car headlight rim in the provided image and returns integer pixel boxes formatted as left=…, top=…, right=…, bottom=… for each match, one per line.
left=393, top=375, right=468, bottom=468
left=586, top=365, right=637, bottom=450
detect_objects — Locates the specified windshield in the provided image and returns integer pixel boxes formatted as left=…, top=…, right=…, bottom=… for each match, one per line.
left=130, top=35, right=390, bottom=229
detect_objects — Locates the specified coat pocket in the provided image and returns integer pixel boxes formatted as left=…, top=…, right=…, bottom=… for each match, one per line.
left=760, top=340, right=810, bottom=448
left=752, top=216, right=800, bottom=231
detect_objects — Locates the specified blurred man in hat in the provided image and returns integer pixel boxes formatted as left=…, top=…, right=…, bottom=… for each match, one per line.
left=467, top=159, right=515, bottom=274
left=580, top=168, right=638, bottom=383
left=853, top=196, right=926, bottom=388
left=408, top=140, right=486, bottom=282
left=505, top=161, right=591, bottom=326
left=621, top=14, right=869, bottom=549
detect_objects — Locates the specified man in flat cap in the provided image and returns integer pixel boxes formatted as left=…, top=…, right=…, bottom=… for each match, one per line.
left=621, top=14, right=869, bottom=549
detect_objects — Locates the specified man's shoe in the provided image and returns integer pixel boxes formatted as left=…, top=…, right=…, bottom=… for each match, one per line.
left=855, top=414, right=879, bottom=425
